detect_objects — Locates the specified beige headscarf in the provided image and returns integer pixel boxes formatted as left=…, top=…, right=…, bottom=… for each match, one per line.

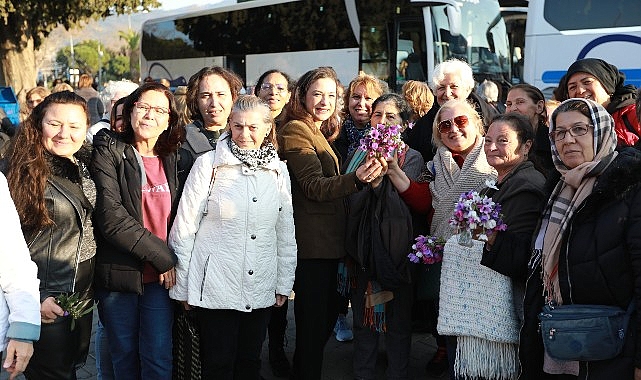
left=539, top=98, right=617, bottom=304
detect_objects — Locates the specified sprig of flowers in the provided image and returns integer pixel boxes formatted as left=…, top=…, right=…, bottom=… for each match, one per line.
left=359, top=123, right=406, bottom=159
left=56, top=293, right=95, bottom=330
left=449, top=190, right=508, bottom=241
left=408, top=235, right=447, bottom=264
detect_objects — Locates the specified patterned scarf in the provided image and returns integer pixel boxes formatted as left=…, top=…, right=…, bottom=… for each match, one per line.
left=344, top=115, right=370, bottom=156
left=540, top=98, right=617, bottom=304
left=429, top=138, right=497, bottom=239
left=227, top=138, right=277, bottom=171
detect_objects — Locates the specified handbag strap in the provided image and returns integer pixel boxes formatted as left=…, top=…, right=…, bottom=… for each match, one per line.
left=201, top=167, right=217, bottom=216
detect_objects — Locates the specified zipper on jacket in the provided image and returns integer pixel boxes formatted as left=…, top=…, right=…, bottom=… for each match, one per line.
left=200, top=255, right=211, bottom=301
left=565, top=201, right=587, bottom=304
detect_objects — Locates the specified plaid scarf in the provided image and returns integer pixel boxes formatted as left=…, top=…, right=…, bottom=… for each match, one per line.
left=540, top=98, right=617, bottom=304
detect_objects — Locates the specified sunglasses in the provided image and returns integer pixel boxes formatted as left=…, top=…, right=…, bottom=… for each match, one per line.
left=437, top=115, right=469, bottom=133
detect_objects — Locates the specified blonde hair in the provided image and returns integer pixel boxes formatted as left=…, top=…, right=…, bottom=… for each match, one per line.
left=52, top=83, right=74, bottom=93
left=432, top=99, right=484, bottom=148
left=402, top=80, right=434, bottom=119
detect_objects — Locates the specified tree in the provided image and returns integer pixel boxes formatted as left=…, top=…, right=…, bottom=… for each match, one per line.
left=0, top=0, right=160, bottom=99
left=118, top=29, right=140, bottom=82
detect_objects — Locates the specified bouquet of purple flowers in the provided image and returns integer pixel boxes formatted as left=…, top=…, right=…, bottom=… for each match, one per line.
left=408, top=235, right=447, bottom=264
left=449, top=190, right=507, bottom=245
left=359, top=123, right=406, bottom=159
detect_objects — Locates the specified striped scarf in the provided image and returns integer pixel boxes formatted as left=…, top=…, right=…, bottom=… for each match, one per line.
left=429, top=138, right=497, bottom=239
left=540, top=98, right=617, bottom=304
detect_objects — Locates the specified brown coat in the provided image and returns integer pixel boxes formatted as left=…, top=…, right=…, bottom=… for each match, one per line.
left=278, top=120, right=362, bottom=260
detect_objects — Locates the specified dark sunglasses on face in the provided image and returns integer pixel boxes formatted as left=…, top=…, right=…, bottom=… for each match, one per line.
left=438, top=115, right=469, bottom=133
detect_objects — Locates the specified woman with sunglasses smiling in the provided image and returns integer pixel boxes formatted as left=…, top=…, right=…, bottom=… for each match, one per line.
left=91, top=82, right=194, bottom=379
left=520, top=98, right=641, bottom=380
left=381, top=98, right=496, bottom=378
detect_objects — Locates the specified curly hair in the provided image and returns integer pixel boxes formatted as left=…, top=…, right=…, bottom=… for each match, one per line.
left=282, top=66, right=341, bottom=142
left=6, top=91, right=89, bottom=232
left=186, top=66, right=243, bottom=123
left=120, top=82, right=185, bottom=157
left=402, top=80, right=434, bottom=119
left=343, top=72, right=388, bottom=118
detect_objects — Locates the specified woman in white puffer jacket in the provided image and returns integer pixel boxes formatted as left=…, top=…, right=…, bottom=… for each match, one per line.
left=169, top=95, right=297, bottom=379
left=0, top=172, right=41, bottom=379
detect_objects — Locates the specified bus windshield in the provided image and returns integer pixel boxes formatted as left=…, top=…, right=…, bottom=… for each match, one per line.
left=431, top=1, right=510, bottom=82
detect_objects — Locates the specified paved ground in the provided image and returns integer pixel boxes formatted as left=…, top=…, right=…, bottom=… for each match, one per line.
left=2, top=302, right=442, bottom=380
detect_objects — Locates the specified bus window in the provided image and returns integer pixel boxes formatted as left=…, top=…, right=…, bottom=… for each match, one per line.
left=396, top=19, right=427, bottom=88
left=544, top=0, right=641, bottom=30
left=360, top=25, right=388, bottom=83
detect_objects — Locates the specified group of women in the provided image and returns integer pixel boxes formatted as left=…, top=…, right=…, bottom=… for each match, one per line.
left=1, top=55, right=640, bottom=380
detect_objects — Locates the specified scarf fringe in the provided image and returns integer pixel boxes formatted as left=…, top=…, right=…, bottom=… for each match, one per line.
left=454, top=336, right=518, bottom=380
left=363, top=281, right=387, bottom=333
left=336, top=262, right=354, bottom=297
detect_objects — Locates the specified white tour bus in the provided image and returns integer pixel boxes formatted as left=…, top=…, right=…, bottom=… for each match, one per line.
left=523, top=0, right=641, bottom=98
left=140, top=0, right=512, bottom=92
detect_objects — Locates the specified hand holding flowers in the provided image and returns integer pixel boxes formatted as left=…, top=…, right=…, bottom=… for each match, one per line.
left=56, top=293, right=95, bottom=330
left=449, top=190, right=507, bottom=245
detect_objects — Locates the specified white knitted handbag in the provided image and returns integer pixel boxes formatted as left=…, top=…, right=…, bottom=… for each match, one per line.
left=437, top=235, right=519, bottom=380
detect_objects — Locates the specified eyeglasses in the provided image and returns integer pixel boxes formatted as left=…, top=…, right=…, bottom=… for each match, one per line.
left=260, top=83, right=288, bottom=94
left=134, top=101, right=170, bottom=116
left=437, top=115, right=469, bottom=133
left=549, top=123, right=592, bottom=141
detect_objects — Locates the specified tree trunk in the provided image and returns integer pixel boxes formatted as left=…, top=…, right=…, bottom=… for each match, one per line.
left=0, top=28, right=37, bottom=101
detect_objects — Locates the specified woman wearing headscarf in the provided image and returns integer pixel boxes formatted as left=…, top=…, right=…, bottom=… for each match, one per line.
left=520, top=98, right=641, bottom=380
left=561, top=58, right=640, bottom=147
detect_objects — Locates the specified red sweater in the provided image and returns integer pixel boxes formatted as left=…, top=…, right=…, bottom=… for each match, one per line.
left=399, top=152, right=465, bottom=227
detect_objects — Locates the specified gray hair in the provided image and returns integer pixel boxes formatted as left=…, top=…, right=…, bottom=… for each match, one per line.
left=229, top=95, right=277, bottom=148
left=430, top=58, right=475, bottom=96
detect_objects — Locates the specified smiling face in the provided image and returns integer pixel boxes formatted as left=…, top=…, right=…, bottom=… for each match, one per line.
left=348, top=84, right=375, bottom=128
left=506, top=88, right=544, bottom=128
left=438, top=104, right=478, bottom=155
left=229, top=110, right=271, bottom=150
left=131, top=90, right=170, bottom=146
left=566, top=72, right=611, bottom=108
left=197, top=74, right=234, bottom=130
left=41, top=103, right=88, bottom=159
left=554, top=110, right=595, bottom=168
left=370, top=101, right=402, bottom=126
left=484, top=121, right=530, bottom=179
left=435, top=73, right=469, bottom=106
left=258, top=72, right=291, bottom=115
left=304, top=77, right=336, bottom=127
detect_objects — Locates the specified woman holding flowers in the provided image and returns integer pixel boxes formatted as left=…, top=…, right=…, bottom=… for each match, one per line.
left=382, top=98, right=496, bottom=378
left=91, top=82, right=193, bottom=379
left=4, top=91, right=95, bottom=380
left=278, top=66, right=382, bottom=379
left=520, top=98, right=641, bottom=380
left=168, top=95, right=297, bottom=379
left=346, top=93, right=424, bottom=380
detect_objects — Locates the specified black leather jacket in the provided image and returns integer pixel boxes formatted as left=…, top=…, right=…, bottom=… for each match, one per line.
left=91, top=129, right=193, bottom=294
left=26, top=152, right=95, bottom=303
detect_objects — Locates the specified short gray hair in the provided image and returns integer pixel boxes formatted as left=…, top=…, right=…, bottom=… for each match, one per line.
left=430, top=58, right=475, bottom=96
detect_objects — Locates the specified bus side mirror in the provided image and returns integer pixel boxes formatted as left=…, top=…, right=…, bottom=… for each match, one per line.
left=447, top=4, right=461, bottom=37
